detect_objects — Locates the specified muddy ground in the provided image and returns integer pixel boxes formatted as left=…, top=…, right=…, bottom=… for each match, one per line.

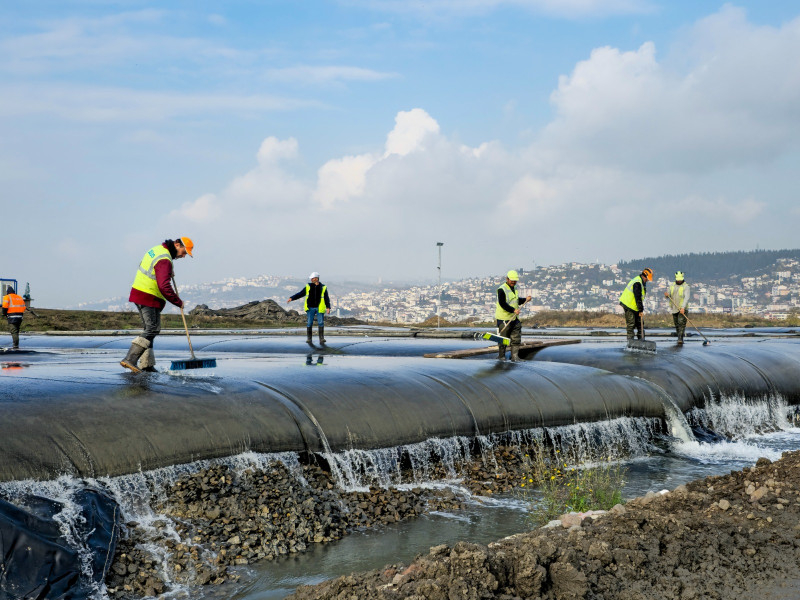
left=288, top=451, right=800, bottom=600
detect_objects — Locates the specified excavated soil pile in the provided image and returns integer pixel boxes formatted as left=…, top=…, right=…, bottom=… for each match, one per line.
left=189, top=300, right=362, bottom=325
left=289, top=452, right=800, bottom=600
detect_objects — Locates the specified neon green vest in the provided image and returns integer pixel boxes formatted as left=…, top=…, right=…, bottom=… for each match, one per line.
left=131, top=244, right=172, bottom=300
left=304, top=284, right=327, bottom=313
left=495, top=283, right=519, bottom=320
left=668, top=283, right=687, bottom=313
left=619, top=276, right=645, bottom=311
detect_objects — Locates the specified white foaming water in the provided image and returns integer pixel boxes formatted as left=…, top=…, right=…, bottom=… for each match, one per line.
left=671, top=438, right=782, bottom=463
left=323, top=436, right=474, bottom=492
left=322, top=416, right=662, bottom=492
left=670, top=393, right=795, bottom=464
left=686, top=392, right=792, bottom=439
left=501, top=416, right=661, bottom=463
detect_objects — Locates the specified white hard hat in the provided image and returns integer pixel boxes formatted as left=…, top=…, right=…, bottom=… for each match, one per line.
left=309, top=272, right=320, bottom=280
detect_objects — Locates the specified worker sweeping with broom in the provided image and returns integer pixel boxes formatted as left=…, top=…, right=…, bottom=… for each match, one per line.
left=120, top=237, right=193, bottom=373
left=496, top=270, right=531, bottom=361
left=665, top=271, right=690, bottom=345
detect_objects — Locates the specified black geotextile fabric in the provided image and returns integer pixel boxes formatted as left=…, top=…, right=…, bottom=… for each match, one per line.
left=0, top=488, right=120, bottom=600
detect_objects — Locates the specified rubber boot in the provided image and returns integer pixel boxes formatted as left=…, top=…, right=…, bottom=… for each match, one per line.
left=319, top=326, right=326, bottom=344
left=510, top=346, right=520, bottom=362
left=497, top=345, right=506, bottom=360
left=121, top=337, right=149, bottom=373
left=306, top=327, right=313, bottom=343
left=139, top=348, right=157, bottom=372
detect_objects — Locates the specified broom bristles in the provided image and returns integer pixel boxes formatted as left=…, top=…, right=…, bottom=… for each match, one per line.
left=170, top=358, right=217, bottom=370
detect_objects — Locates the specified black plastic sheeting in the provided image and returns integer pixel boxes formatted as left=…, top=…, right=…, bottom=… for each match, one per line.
left=0, top=487, right=120, bottom=599
left=1, top=335, right=799, bottom=482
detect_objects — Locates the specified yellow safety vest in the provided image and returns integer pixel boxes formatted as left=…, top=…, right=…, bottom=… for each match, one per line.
left=131, top=244, right=173, bottom=301
left=619, top=276, right=646, bottom=312
left=495, top=283, right=519, bottom=320
left=304, top=284, right=327, bottom=313
left=2, top=293, right=26, bottom=315
left=668, top=283, right=687, bottom=313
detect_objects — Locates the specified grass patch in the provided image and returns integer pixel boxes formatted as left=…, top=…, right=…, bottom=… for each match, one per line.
left=520, top=450, right=627, bottom=527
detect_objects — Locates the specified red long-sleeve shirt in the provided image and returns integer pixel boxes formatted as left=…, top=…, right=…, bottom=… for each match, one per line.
left=129, top=244, right=183, bottom=309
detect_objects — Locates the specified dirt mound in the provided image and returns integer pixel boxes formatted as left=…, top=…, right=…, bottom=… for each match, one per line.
left=190, top=300, right=300, bottom=322
left=189, top=300, right=364, bottom=326
left=288, top=452, right=800, bottom=600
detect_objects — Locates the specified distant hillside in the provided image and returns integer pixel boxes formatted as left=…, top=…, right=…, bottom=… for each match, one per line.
left=618, top=249, right=800, bottom=282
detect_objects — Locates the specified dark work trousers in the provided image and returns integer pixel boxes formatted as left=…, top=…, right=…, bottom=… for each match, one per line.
left=497, top=318, right=522, bottom=358
left=672, top=311, right=688, bottom=340
left=623, top=307, right=642, bottom=340
left=7, top=317, right=22, bottom=348
left=136, top=304, right=162, bottom=343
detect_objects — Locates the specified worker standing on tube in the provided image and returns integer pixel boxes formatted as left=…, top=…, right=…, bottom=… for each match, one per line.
left=121, top=237, right=193, bottom=373
left=665, top=271, right=690, bottom=345
left=288, top=272, right=331, bottom=344
left=1, top=286, right=26, bottom=350
left=495, top=270, right=531, bottom=361
left=619, top=268, right=653, bottom=341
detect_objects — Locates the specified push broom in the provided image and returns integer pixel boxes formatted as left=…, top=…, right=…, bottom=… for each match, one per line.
left=667, top=294, right=711, bottom=346
left=170, top=277, right=217, bottom=370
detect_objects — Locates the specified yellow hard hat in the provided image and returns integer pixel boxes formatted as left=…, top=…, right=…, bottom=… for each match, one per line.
left=675, top=271, right=685, bottom=281
left=180, top=236, right=194, bottom=257
left=506, top=270, right=519, bottom=281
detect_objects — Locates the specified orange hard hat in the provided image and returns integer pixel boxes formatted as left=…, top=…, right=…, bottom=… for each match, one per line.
left=180, top=236, right=194, bottom=257
left=642, top=268, right=653, bottom=281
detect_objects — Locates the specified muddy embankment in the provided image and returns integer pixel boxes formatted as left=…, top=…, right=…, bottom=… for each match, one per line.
left=288, top=451, right=800, bottom=600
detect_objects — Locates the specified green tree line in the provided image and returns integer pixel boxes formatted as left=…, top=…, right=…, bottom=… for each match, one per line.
left=618, top=249, right=800, bottom=282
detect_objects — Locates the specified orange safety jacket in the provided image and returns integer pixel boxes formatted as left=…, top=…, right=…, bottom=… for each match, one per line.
left=2, top=293, right=26, bottom=315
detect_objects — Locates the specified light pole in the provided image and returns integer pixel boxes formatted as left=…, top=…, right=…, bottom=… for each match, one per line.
left=436, top=242, right=444, bottom=328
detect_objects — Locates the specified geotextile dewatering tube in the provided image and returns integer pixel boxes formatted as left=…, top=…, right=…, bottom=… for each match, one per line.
left=3, top=336, right=800, bottom=483
left=1, top=354, right=664, bottom=482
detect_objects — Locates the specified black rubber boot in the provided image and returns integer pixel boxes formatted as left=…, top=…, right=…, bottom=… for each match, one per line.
left=120, top=337, right=149, bottom=373
left=510, top=346, right=520, bottom=362
left=306, top=327, right=313, bottom=343
left=319, top=326, right=326, bottom=344
left=497, top=345, right=506, bottom=360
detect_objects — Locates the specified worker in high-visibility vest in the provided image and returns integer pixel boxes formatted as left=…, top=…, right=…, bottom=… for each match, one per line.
left=495, top=270, right=532, bottom=361
left=619, top=268, right=653, bottom=340
left=120, top=237, right=193, bottom=373
left=1, top=286, right=27, bottom=349
left=665, top=271, right=690, bottom=345
left=288, top=272, right=332, bottom=344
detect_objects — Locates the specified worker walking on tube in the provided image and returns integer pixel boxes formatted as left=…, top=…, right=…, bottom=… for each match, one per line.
left=665, top=271, right=690, bottom=345
left=288, top=272, right=331, bottom=344
left=121, top=237, right=193, bottom=373
left=619, top=268, right=653, bottom=341
left=495, top=270, right=531, bottom=361
left=1, top=286, right=26, bottom=349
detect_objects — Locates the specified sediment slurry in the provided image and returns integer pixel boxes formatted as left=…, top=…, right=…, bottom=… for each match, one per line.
left=288, top=451, right=800, bottom=600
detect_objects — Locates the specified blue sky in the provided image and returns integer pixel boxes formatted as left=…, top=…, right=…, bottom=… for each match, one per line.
left=2, top=1, right=800, bottom=306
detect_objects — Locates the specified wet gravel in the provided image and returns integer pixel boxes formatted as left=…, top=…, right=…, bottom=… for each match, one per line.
left=105, top=459, right=471, bottom=597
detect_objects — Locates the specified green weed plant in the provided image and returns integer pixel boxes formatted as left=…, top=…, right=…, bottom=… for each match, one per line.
left=519, top=449, right=627, bottom=527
